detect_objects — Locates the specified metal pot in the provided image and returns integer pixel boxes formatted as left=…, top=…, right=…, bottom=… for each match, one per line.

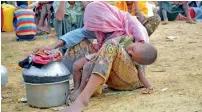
left=22, top=61, right=71, bottom=108
left=23, top=61, right=70, bottom=83
left=24, top=80, right=69, bottom=108
left=1, top=65, right=8, bottom=88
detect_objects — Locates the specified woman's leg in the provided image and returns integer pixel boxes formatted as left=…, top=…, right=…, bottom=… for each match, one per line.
left=162, top=8, right=169, bottom=24
left=60, top=74, right=104, bottom=112
left=143, top=15, right=161, bottom=36
left=38, top=4, right=51, bottom=33
left=182, top=2, right=195, bottom=24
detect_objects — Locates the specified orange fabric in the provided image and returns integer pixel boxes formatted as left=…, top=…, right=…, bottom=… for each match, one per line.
left=33, top=49, right=63, bottom=65
left=114, top=1, right=148, bottom=16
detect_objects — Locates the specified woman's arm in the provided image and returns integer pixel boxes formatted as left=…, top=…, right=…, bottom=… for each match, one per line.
left=55, top=1, right=65, bottom=21
left=34, top=40, right=65, bottom=53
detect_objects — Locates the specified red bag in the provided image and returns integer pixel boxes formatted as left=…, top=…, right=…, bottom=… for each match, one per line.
left=189, top=8, right=195, bottom=19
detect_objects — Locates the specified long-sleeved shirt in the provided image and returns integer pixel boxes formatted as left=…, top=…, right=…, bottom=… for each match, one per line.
left=59, top=28, right=113, bottom=49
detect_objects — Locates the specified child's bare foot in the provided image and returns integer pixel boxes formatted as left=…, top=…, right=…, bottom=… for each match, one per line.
left=60, top=96, right=88, bottom=112
left=141, top=87, right=153, bottom=94
left=70, top=89, right=82, bottom=102
left=186, top=19, right=196, bottom=24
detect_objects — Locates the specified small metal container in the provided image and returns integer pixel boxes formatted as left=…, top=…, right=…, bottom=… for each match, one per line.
left=1, top=65, right=8, bottom=88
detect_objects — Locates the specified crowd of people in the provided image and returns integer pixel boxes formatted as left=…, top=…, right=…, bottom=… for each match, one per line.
left=1, top=1, right=202, bottom=112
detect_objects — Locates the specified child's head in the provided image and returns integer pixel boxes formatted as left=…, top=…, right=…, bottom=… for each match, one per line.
left=126, top=42, right=157, bottom=65
left=16, top=1, right=28, bottom=7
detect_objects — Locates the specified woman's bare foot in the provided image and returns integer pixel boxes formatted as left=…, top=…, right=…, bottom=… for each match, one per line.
left=141, top=86, right=153, bottom=94
left=186, top=19, right=196, bottom=24
left=60, top=95, right=88, bottom=112
left=38, top=26, right=51, bottom=33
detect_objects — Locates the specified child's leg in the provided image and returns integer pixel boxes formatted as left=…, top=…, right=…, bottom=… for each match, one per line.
left=70, top=61, right=93, bottom=102
left=182, top=2, right=195, bottom=24
left=162, top=8, right=169, bottom=24
left=72, top=57, right=88, bottom=93
left=60, top=74, right=104, bottom=112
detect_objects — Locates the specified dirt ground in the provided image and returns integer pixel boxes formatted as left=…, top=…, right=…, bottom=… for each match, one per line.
left=1, top=21, right=202, bottom=112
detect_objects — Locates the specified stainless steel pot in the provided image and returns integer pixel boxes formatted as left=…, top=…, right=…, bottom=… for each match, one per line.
left=1, top=65, right=8, bottom=87
left=24, top=80, right=69, bottom=108
left=22, top=61, right=71, bottom=108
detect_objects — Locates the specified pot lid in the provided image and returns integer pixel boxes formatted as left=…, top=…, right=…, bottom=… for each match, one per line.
left=23, top=62, right=71, bottom=83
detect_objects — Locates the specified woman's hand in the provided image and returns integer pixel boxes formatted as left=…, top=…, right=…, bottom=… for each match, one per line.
left=33, top=40, right=65, bottom=54
left=33, top=46, right=53, bottom=54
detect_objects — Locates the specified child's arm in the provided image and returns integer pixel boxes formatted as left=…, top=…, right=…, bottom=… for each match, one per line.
left=136, top=66, right=153, bottom=94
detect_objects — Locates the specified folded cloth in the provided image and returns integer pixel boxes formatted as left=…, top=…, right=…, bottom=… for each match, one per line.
left=32, top=49, right=63, bottom=65
left=18, top=56, right=33, bottom=68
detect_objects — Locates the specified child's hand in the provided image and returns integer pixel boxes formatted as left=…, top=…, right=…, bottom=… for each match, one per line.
left=141, top=86, right=153, bottom=94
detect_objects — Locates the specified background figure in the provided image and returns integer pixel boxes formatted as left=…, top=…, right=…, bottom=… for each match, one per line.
left=159, top=1, right=195, bottom=25
left=115, top=1, right=161, bottom=36
left=53, top=1, right=90, bottom=54
left=53, top=1, right=85, bottom=38
left=36, top=1, right=53, bottom=34
left=188, top=1, right=202, bottom=22
left=14, top=1, right=37, bottom=41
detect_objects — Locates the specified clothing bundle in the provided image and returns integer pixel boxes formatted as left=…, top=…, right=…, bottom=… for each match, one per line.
left=19, top=49, right=63, bottom=68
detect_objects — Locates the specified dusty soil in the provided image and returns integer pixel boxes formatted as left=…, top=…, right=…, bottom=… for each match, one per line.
left=1, top=21, right=202, bottom=112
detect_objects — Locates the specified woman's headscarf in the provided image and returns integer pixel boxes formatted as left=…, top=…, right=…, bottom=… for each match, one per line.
left=84, top=2, right=149, bottom=50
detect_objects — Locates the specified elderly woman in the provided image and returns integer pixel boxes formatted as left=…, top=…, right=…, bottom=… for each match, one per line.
left=35, top=2, right=159, bottom=111
left=159, top=1, right=195, bottom=25
left=59, top=2, right=157, bottom=112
